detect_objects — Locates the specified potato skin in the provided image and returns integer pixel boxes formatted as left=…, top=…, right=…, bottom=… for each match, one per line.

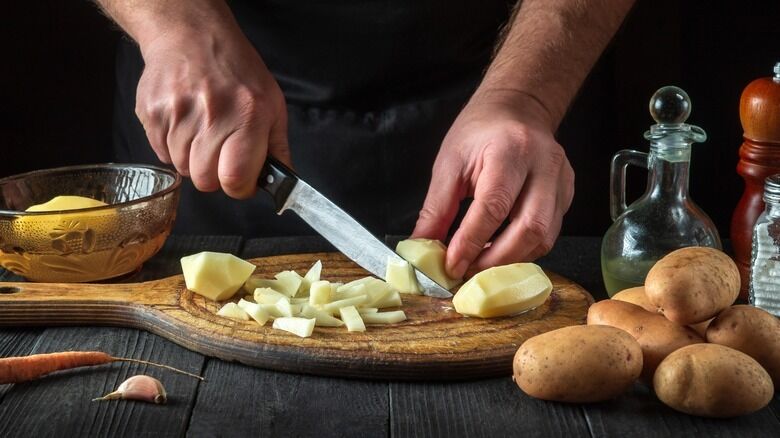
left=706, top=305, right=780, bottom=386
left=587, top=300, right=703, bottom=381
left=654, top=344, right=773, bottom=418
left=513, top=325, right=642, bottom=402
left=611, top=286, right=656, bottom=312
left=645, top=247, right=739, bottom=325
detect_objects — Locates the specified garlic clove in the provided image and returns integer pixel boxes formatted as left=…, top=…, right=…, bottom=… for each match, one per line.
left=92, top=375, right=167, bottom=404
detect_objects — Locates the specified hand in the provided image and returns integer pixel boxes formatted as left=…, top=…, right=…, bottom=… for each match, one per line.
left=135, top=25, right=289, bottom=199
left=412, top=89, right=575, bottom=279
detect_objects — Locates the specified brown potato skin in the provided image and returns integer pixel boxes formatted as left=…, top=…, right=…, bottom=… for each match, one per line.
left=587, top=300, right=703, bottom=381
left=706, top=305, right=780, bottom=386
left=513, top=325, right=642, bottom=403
left=645, top=247, right=740, bottom=325
left=612, top=286, right=656, bottom=312
left=654, top=344, right=773, bottom=418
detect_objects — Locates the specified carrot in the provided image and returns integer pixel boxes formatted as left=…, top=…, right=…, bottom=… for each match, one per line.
left=0, top=351, right=204, bottom=384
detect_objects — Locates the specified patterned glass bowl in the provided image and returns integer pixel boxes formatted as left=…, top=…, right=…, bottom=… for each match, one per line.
left=0, top=164, right=181, bottom=282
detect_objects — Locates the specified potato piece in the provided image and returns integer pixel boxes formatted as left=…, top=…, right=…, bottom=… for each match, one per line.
left=237, top=299, right=270, bottom=325
left=272, top=317, right=316, bottom=338
left=298, top=260, right=322, bottom=295
left=357, top=307, right=379, bottom=314
left=645, top=247, right=740, bottom=325
left=309, top=280, right=332, bottom=305
left=453, top=263, right=551, bottom=318
left=654, top=344, right=773, bottom=418
left=396, top=239, right=462, bottom=290
left=706, top=305, right=780, bottom=386
left=273, top=271, right=304, bottom=296
left=372, top=290, right=402, bottom=309
left=216, top=302, right=250, bottom=321
left=339, top=306, right=366, bottom=332
left=321, top=295, right=368, bottom=314
left=587, top=300, right=704, bottom=382
left=335, top=283, right=368, bottom=299
left=243, top=278, right=285, bottom=295
left=688, top=318, right=713, bottom=338
left=300, top=304, right=345, bottom=327
left=361, top=310, right=407, bottom=324
left=181, top=252, right=256, bottom=301
left=385, top=257, right=422, bottom=294
left=25, top=195, right=107, bottom=211
left=254, top=287, right=289, bottom=305
left=514, top=325, right=642, bottom=403
left=611, top=286, right=656, bottom=312
left=337, top=277, right=374, bottom=294
left=274, top=298, right=301, bottom=318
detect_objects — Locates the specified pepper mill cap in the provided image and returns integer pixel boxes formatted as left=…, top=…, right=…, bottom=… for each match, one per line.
left=740, top=62, right=780, bottom=142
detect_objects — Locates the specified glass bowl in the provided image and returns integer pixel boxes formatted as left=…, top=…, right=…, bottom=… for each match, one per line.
left=0, top=164, right=181, bottom=282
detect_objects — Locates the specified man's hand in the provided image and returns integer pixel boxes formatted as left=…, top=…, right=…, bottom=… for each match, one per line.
left=96, top=0, right=289, bottom=199
left=413, top=90, right=574, bottom=279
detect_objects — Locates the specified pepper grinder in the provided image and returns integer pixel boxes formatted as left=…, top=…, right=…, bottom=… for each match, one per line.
left=731, top=62, right=780, bottom=300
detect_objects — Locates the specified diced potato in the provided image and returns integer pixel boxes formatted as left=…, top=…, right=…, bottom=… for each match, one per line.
left=273, top=317, right=316, bottom=338
left=237, top=299, right=270, bottom=325
left=254, top=287, right=289, bottom=305
left=452, top=263, right=552, bottom=318
left=396, top=239, right=462, bottom=290
left=299, top=260, right=322, bottom=295
left=361, top=310, right=407, bottom=324
left=337, top=277, right=375, bottom=294
left=259, top=303, right=283, bottom=318
left=181, top=252, right=256, bottom=301
left=372, top=290, right=402, bottom=309
left=339, top=306, right=366, bottom=332
left=385, top=257, right=422, bottom=294
left=275, top=298, right=300, bottom=318
left=243, top=278, right=286, bottom=295
left=290, top=297, right=309, bottom=304
left=25, top=195, right=108, bottom=212
left=216, top=302, right=250, bottom=320
left=300, top=304, right=345, bottom=327
left=321, top=295, right=368, bottom=314
left=336, top=284, right=367, bottom=299
left=357, top=307, right=378, bottom=314
left=274, top=271, right=304, bottom=296
left=309, top=280, right=332, bottom=305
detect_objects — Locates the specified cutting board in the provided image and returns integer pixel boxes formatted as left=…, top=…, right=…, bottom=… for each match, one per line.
left=0, top=252, right=593, bottom=381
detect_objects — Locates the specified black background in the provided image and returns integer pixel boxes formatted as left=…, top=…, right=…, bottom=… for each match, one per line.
left=1, top=1, right=778, bottom=237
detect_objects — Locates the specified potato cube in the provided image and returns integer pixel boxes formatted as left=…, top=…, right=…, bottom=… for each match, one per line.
left=274, top=271, right=304, bottom=296
left=298, top=260, right=322, bottom=295
left=309, top=280, right=332, bottom=305
left=452, top=263, right=552, bottom=318
left=339, top=306, right=366, bottom=332
left=361, top=310, right=407, bottom=324
left=385, top=257, right=422, bottom=294
left=216, top=302, right=250, bottom=320
left=396, top=239, right=462, bottom=290
left=273, top=317, right=316, bottom=338
left=321, top=295, right=368, bottom=314
left=300, top=304, right=345, bottom=327
left=237, top=299, right=270, bottom=325
left=181, top=252, right=256, bottom=301
left=254, top=287, right=290, bottom=305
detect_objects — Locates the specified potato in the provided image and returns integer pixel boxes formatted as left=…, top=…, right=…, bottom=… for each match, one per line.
left=513, top=325, right=642, bottom=402
left=396, top=239, right=462, bottom=290
left=706, top=305, right=780, bottom=386
left=688, top=318, right=713, bottom=338
left=385, top=258, right=422, bottom=294
left=25, top=195, right=107, bottom=211
left=645, top=247, right=739, bottom=325
left=611, top=286, right=655, bottom=312
left=654, top=344, right=773, bottom=418
left=587, top=300, right=703, bottom=381
left=453, top=263, right=552, bottom=318
left=181, top=252, right=256, bottom=301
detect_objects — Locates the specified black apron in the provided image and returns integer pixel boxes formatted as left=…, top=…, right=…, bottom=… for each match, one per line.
left=112, top=1, right=511, bottom=237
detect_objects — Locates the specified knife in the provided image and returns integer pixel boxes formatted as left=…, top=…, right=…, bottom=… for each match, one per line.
left=258, top=157, right=452, bottom=298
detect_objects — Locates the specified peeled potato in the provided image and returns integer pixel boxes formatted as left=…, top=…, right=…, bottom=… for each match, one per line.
left=396, top=239, right=462, bottom=290
left=452, top=263, right=551, bottom=318
left=181, top=251, right=256, bottom=301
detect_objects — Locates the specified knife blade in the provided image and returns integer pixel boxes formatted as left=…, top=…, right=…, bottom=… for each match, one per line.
left=258, top=157, right=452, bottom=298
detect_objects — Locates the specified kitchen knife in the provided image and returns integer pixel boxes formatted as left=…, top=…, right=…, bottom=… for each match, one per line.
left=258, top=157, right=452, bottom=298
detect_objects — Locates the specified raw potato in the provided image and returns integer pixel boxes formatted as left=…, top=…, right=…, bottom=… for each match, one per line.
left=181, top=252, right=256, bottom=301
left=396, top=239, right=462, bottom=290
left=216, top=302, right=250, bottom=321
left=360, top=310, right=406, bottom=324
left=272, top=317, right=316, bottom=338
left=654, top=344, right=773, bottom=418
left=645, top=247, right=740, bottom=325
left=385, top=258, right=422, bottom=294
left=587, top=300, right=704, bottom=381
left=274, top=271, right=304, bottom=296
left=453, top=263, right=551, bottom=318
left=237, top=299, right=270, bottom=325
left=611, top=286, right=655, bottom=312
left=513, top=325, right=643, bottom=403
left=254, top=287, right=288, bottom=305
left=706, top=305, right=780, bottom=386
left=298, top=260, right=322, bottom=295
left=339, top=306, right=366, bottom=332
left=25, top=195, right=107, bottom=211
left=309, top=280, right=332, bottom=305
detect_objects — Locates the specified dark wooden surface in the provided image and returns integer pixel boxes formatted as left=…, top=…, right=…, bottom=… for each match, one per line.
left=1, top=235, right=779, bottom=437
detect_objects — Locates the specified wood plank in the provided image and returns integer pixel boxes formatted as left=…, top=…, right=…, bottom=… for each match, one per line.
left=389, top=378, right=592, bottom=437
left=0, top=252, right=592, bottom=380
left=583, top=384, right=780, bottom=437
left=0, top=234, right=243, bottom=438
left=187, top=361, right=389, bottom=437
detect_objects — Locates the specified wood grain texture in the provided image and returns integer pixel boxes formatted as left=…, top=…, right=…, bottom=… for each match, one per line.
left=0, top=252, right=593, bottom=380
left=390, top=378, right=591, bottom=438
left=188, top=361, right=389, bottom=437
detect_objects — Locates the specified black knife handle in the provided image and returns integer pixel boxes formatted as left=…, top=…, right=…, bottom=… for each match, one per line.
left=258, top=156, right=299, bottom=211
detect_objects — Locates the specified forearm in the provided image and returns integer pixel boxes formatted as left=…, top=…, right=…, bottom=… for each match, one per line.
left=94, top=0, right=240, bottom=52
left=478, top=0, right=635, bottom=129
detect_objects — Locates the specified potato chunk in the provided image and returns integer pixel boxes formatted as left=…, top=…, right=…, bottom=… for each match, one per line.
left=273, top=317, right=316, bottom=338
left=216, top=302, right=250, bottom=320
left=385, top=257, right=422, bottom=294
left=452, top=263, right=551, bottom=318
left=309, top=280, right=332, bottom=305
left=181, top=252, right=256, bottom=301
left=339, top=306, right=366, bottom=332
left=396, top=239, right=462, bottom=290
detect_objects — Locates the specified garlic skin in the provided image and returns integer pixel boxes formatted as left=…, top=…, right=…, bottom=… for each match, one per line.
left=93, top=375, right=167, bottom=404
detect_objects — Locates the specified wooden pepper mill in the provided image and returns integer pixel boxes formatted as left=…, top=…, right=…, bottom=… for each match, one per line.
left=731, top=62, right=780, bottom=300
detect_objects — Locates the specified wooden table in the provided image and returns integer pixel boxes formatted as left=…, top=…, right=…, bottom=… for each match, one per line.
left=1, top=235, right=778, bottom=437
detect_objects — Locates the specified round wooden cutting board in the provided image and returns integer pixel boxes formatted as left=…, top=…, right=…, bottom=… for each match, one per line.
left=0, top=252, right=593, bottom=380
